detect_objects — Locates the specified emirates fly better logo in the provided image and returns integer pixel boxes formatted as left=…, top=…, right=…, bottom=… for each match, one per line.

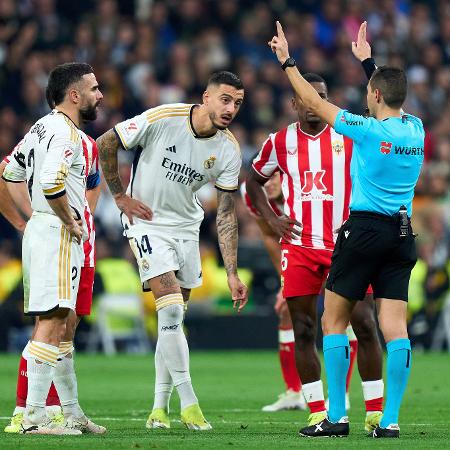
left=380, top=141, right=392, bottom=154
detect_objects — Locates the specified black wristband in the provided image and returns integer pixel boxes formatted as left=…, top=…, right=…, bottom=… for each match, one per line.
left=361, top=57, right=377, bottom=80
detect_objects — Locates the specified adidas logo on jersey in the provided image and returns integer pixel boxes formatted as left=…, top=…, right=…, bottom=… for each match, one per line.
left=166, top=145, right=176, bottom=153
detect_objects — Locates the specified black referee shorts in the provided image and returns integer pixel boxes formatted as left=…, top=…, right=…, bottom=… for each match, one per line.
left=326, top=211, right=417, bottom=301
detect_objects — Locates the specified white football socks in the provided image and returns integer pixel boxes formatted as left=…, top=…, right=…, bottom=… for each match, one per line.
left=153, top=339, right=174, bottom=411
left=25, top=341, right=59, bottom=424
left=52, top=342, right=84, bottom=418
left=157, top=302, right=198, bottom=410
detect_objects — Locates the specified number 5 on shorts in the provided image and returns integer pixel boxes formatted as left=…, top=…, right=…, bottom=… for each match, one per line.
left=281, top=249, right=289, bottom=271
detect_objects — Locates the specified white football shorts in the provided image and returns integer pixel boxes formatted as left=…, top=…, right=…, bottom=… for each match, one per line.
left=125, top=225, right=202, bottom=290
left=22, top=212, right=83, bottom=315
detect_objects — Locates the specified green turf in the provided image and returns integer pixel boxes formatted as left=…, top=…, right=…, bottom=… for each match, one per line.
left=0, top=351, right=449, bottom=449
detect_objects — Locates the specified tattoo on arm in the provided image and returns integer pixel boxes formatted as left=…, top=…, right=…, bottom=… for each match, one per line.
left=216, top=190, right=238, bottom=276
left=96, top=129, right=124, bottom=197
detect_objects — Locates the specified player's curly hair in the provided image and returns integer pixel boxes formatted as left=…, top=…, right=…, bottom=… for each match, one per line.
left=46, top=62, right=94, bottom=108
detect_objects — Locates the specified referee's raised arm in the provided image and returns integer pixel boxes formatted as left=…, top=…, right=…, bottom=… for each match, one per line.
left=270, top=20, right=425, bottom=439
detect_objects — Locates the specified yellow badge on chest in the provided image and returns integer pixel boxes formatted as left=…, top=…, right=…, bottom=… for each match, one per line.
left=332, top=140, right=344, bottom=155
left=204, top=156, right=216, bottom=169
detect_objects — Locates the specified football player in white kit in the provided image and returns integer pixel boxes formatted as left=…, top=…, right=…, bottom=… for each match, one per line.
left=2, top=63, right=104, bottom=435
left=96, top=71, right=248, bottom=430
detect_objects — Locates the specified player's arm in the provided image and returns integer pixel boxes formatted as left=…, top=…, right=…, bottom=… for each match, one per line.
left=0, top=159, right=29, bottom=231
left=216, top=189, right=248, bottom=312
left=256, top=216, right=281, bottom=275
left=96, top=128, right=152, bottom=223
left=269, top=21, right=341, bottom=127
left=85, top=146, right=102, bottom=214
left=246, top=168, right=301, bottom=241
left=86, top=183, right=101, bottom=214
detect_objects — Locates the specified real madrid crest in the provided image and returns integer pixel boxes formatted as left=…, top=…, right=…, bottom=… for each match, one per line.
left=141, top=259, right=150, bottom=272
left=332, top=140, right=344, bottom=155
left=204, top=156, right=216, bottom=169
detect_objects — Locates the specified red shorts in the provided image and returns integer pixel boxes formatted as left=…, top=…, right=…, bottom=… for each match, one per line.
left=281, top=244, right=372, bottom=298
left=75, top=267, right=95, bottom=316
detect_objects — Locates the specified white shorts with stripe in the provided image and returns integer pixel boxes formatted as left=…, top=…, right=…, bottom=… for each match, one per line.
left=22, top=212, right=83, bottom=315
left=125, top=224, right=202, bottom=290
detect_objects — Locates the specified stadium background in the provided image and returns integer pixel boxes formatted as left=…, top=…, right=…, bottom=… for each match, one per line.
left=0, top=0, right=449, bottom=354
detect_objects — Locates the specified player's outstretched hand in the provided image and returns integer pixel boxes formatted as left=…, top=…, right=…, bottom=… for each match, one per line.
left=66, top=220, right=83, bottom=245
left=268, top=21, right=290, bottom=64
left=228, top=273, right=249, bottom=313
left=115, top=193, right=153, bottom=224
left=352, top=21, right=371, bottom=61
left=268, top=215, right=302, bottom=241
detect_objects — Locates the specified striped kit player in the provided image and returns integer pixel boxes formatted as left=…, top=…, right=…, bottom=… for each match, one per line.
left=3, top=110, right=89, bottom=314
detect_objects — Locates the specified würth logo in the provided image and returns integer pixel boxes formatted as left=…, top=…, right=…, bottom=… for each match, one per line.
left=380, top=141, right=392, bottom=154
left=166, top=145, right=176, bottom=153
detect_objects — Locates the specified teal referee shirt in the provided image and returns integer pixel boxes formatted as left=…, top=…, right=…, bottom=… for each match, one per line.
left=334, top=110, right=425, bottom=216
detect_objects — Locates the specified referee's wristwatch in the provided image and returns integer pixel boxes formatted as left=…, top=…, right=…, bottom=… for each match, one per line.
left=281, top=57, right=296, bottom=71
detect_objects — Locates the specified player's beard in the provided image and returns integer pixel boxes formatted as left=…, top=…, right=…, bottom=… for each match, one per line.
left=209, top=111, right=230, bottom=131
left=80, top=103, right=98, bottom=122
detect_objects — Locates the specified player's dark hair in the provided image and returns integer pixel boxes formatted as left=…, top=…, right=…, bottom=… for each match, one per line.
left=303, top=72, right=327, bottom=85
left=46, top=62, right=94, bottom=108
left=207, top=71, right=244, bottom=90
left=369, top=66, right=407, bottom=109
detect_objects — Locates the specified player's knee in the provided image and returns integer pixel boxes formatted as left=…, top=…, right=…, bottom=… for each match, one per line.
left=351, top=315, right=377, bottom=342
left=292, top=314, right=316, bottom=344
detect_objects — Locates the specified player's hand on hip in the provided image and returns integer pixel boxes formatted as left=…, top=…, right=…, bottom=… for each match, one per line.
left=352, top=21, right=371, bottom=61
left=114, top=193, right=153, bottom=224
left=228, top=274, right=248, bottom=313
left=268, top=215, right=302, bottom=241
left=268, top=21, right=290, bottom=64
left=66, top=220, right=83, bottom=245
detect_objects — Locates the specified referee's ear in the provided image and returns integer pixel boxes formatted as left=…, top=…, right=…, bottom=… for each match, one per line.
left=375, top=88, right=382, bottom=104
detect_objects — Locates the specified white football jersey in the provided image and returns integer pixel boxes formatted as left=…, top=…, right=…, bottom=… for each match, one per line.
left=3, top=110, right=88, bottom=224
left=114, top=103, right=242, bottom=240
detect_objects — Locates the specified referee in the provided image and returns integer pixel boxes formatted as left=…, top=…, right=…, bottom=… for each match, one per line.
left=269, top=21, right=425, bottom=438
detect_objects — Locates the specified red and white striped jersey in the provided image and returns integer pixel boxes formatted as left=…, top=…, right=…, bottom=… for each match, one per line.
left=240, top=181, right=283, bottom=218
left=252, top=123, right=353, bottom=250
left=80, top=133, right=97, bottom=268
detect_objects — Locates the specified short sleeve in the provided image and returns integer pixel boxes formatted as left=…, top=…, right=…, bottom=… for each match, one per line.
left=252, top=134, right=278, bottom=178
left=215, top=147, right=241, bottom=192
left=40, top=132, right=78, bottom=199
left=334, top=110, right=371, bottom=143
left=2, top=139, right=26, bottom=183
left=114, top=110, right=154, bottom=150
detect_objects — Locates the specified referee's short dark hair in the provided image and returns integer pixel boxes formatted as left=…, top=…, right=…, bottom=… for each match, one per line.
left=303, top=73, right=327, bottom=85
left=46, top=62, right=94, bottom=108
left=207, top=71, right=244, bottom=90
left=369, top=66, right=407, bottom=109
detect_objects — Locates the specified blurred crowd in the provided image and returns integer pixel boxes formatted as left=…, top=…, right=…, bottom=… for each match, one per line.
left=1, top=0, right=450, bottom=350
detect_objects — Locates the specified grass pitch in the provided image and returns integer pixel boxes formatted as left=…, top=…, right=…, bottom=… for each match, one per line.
left=0, top=351, right=449, bottom=449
